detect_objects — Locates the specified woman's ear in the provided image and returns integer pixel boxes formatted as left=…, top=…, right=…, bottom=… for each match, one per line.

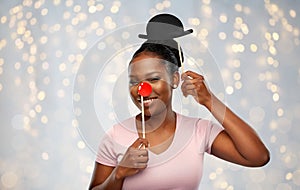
left=172, top=71, right=180, bottom=89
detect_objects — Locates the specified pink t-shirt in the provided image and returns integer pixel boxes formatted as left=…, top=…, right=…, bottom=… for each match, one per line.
left=96, top=113, right=223, bottom=190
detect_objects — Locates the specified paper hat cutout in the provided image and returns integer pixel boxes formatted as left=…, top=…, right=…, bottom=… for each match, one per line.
left=138, top=13, right=193, bottom=40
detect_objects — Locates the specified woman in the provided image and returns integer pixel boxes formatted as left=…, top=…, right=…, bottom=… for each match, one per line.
left=89, top=14, right=270, bottom=190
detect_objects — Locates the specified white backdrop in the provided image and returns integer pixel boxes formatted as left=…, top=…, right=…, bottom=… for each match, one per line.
left=0, top=0, right=300, bottom=189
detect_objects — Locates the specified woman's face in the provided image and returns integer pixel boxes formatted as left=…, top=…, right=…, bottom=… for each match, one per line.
left=128, top=52, right=179, bottom=116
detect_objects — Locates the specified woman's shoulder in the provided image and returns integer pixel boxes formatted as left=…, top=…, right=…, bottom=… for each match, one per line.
left=176, top=112, right=204, bottom=125
left=176, top=112, right=220, bottom=130
left=175, top=113, right=223, bottom=152
left=105, top=116, right=138, bottom=145
left=112, top=116, right=135, bottom=127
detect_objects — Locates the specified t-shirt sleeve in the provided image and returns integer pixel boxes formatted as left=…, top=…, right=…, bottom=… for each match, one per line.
left=206, top=121, right=224, bottom=154
left=196, top=119, right=224, bottom=154
left=96, top=128, right=118, bottom=167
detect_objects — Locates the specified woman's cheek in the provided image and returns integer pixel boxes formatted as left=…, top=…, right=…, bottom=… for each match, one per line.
left=129, top=85, right=137, bottom=94
left=129, top=86, right=138, bottom=101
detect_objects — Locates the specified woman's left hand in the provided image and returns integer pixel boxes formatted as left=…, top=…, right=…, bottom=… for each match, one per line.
left=181, top=72, right=270, bottom=167
left=181, top=71, right=212, bottom=107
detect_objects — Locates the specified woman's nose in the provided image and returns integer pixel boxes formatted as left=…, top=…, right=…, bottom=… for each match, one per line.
left=138, top=82, right=152, bottom=97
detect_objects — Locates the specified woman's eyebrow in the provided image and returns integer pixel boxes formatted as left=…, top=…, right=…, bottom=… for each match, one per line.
left=129, top=71, right=163, bottom=78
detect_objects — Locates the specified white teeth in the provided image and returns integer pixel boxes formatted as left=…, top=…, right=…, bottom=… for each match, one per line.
left=144, top=99, right=153, bottom=103
left=138, top=98, right=156, bottom=105
left=142, top=98, right=155, bottom=104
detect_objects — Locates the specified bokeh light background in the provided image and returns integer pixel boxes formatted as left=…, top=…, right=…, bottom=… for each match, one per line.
left=1, top=0, right=300, bottom=189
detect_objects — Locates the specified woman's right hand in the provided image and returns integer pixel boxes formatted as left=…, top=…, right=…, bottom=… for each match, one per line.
left=115, top=138, right=149, bottom=180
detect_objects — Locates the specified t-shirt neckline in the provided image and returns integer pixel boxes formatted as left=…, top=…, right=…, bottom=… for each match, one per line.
left=132, top=113, right=182, bottom=158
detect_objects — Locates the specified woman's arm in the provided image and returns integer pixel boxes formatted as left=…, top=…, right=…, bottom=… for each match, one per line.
left=89, top=163, right=124, bottom=190
left=181, top=71, right=270, bottom=167
left=207, top=94, right=270, bottom=166
left=89, top=138, right=149, bottom=190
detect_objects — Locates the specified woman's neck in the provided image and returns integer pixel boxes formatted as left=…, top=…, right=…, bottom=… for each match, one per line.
left=136, top=108, right=176, bottom=133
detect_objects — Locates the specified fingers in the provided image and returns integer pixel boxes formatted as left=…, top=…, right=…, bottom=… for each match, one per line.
left=181, top=71, right=205, bottom=88
left=181, top=71, right=205, bottom=97
left=180, top=71, right=212, bottom=106
left=181, top=70, right=204, bottom=80
left=131, top=138, right=149, bottom=149
left=120, top=138, right=149, bottom=169
left=116, top=138, right=150, bottom=178
left=127, top=147, right=149, bottom=168
left=128, top=147, right=148, bottom=157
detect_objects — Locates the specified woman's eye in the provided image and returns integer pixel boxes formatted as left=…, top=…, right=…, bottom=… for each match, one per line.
left=148, top=77, right=160, bottom=82
left=129, top=81, right=139, bottom=86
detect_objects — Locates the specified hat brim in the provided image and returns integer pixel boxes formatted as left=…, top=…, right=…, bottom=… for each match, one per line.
left=138, top=29, right=193, bottom=40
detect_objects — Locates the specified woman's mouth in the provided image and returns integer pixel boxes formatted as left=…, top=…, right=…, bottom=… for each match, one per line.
left=138, top=97, right=158, bottom=107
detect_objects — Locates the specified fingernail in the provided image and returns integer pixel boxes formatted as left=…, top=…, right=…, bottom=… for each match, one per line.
left=138, top=143, right=143, bottom=149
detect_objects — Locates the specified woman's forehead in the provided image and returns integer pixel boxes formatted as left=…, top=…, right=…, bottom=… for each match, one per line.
left=129, top=57, right=167, bottom=74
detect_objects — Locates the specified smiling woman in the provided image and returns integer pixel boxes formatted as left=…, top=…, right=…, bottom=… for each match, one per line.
left=129, top=56, right=178, bottom=116
left=88, top=13, right=270, bottom=190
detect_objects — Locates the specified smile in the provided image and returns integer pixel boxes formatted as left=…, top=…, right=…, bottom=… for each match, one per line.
left=138, top=97, right=158, bottom=106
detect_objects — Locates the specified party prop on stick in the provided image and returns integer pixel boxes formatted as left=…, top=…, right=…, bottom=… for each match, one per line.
left=138, top=13, right=193, bottom=73
left=177, top=40, right=184, bottom=73
left=138, top=82, right=152, bottom=139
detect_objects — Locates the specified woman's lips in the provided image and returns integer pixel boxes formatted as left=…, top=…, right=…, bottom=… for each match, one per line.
left=138, top=97, right=158, bottom=107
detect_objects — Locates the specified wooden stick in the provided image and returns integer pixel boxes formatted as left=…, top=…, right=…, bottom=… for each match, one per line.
left=141, top=96, right=146, bottom=139
left=177, top=41, right=184, bottom=73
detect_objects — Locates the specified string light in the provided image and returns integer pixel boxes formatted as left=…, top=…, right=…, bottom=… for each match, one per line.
left=0, top=1, right=299, bottom=189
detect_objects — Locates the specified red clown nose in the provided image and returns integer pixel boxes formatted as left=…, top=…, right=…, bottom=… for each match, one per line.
left=138, top=82, right=152, bottom=97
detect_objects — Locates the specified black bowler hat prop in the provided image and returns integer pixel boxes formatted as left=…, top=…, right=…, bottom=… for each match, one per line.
left=138, top=13, right=193, bottom=40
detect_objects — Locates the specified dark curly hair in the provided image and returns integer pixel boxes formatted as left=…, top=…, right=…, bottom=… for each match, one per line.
left=130, top=39, right=184, bottom=75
